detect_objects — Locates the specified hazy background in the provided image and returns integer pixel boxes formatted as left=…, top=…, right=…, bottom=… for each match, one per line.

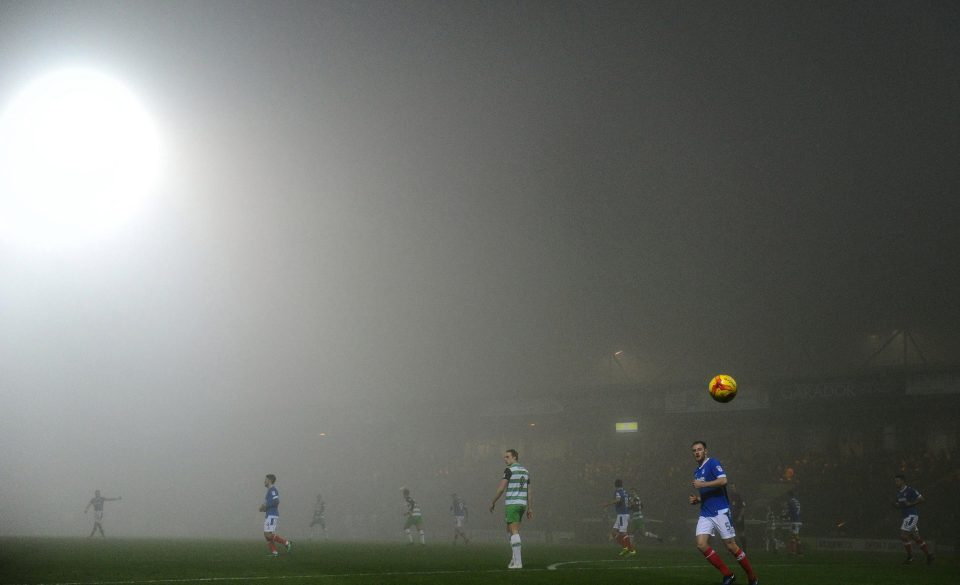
left=1, top=1, right=958, bottom=540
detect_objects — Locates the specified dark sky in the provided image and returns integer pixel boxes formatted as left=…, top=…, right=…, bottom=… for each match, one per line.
left=1, top=0, right=959, bottom=539
left=1, top=0, right=959, bottom=399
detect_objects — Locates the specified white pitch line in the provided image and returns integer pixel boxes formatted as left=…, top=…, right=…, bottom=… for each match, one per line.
left=547, top=560, right=817, bottom=571
left=10, top=560, right=830, bottom=585
left=547, top=560, right=707, bottom=571
left=8, top=568, right=527, bottom=585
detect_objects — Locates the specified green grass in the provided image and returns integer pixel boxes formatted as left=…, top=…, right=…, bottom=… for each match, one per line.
left=0, top=538, right=955, bottom=585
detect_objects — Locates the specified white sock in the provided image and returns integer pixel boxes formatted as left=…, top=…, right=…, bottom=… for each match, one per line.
left=510, top=533, right=522, bottom=564
left=419, top=530, right=425, bottom=544
left=405, top=529, right=412, bottom=543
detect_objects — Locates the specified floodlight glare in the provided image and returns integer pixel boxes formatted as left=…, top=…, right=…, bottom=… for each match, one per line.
left=0, top=68, right=160, bottom=249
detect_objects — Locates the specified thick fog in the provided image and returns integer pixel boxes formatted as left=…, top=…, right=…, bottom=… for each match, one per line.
left=1, top=1, right=958, bottom=541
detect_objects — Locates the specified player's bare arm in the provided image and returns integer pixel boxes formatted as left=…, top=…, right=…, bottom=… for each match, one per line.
left=490, top=479, right=508, bottom=513
left=525, top=486, right=533, bottom=519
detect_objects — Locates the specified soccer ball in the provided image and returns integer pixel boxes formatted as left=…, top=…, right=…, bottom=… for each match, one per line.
left=708, top=374, right=738, bottom=403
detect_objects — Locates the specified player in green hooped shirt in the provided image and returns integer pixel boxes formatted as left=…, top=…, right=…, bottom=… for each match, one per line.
left=489, top=449, right=532, bottom=569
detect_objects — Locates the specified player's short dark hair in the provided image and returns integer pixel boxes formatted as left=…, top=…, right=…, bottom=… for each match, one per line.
left=615, top=479, right=623, bottom=487
left=506, top=449, right=519, bottom=460
left=894, top=473, right=905, bottom=480
left=691, top=440, right=707, bottom=449
left=266, top=474, right=277, bottom=483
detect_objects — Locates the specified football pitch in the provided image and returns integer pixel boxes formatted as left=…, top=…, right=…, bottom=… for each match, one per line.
left=0, top=539, right=955, bottom=585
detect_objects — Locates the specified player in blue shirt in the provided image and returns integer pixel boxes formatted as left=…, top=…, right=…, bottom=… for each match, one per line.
left=786, top=491, right=803, bottom=556
left=601, top=479, right=636, bottom=557
left=260, top=474, right=292, bottom=557
left=893, top=474, right=933, bottom=564
left=689, top=441, right=758, bottom=585
left=450, top=493, right=470, bottom=544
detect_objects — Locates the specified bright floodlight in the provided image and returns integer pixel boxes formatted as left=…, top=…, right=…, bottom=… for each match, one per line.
left=0, top=68, right=160, bottom=249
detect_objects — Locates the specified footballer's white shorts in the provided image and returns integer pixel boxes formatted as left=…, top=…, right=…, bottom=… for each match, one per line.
left=263, top=515, right=279, bottom=533
left=900, top=515, right=919, bottom=533
left=454, top=516, right=466, bottom=528
left=789, top=522, right=803, bottom=535
left=696, top=510, right=737, bottom=540
left=613, top=514, right=630, bottom=533
left=94, top=510, right=104, bottom=522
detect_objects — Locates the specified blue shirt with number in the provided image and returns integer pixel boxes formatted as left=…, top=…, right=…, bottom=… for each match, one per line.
left=695, top=457, right=730, bottom=517
left=896, top=486, right=921, bottom=518
left=614, top=487, right=630, bottom=514
left=264, top=486, right=279, bottom=517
